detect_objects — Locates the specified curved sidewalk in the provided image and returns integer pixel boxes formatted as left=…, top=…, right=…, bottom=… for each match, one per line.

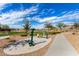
left=45, top=34, right=78, bottom=56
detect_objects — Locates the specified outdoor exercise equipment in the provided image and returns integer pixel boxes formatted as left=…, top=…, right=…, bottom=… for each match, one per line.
left=28, top=28, right=35, bottom=46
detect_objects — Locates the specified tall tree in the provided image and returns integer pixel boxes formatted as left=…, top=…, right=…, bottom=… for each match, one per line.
left=0, top=24, right=2, bottom=30
left=24, top=20, right=31, bottom=36
left=2, top=25, right=10, bottom=29
left=45, top=22, right=53, bottom=30
left=56, top=22, right=65, bottom=30
left=44, top=21, right=53, bottom=38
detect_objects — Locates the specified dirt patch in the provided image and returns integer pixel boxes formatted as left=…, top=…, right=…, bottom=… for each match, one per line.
left=0, top=35, right=27, bottom=56
left=64, top=32, right=79, bottom=53
left=0, top=35, right=55, bottom=56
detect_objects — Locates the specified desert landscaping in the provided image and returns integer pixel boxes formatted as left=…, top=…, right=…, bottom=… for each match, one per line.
left=0, top=3, right=79, bottom=56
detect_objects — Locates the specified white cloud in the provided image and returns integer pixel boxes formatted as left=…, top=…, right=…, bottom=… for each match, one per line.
left=1, top=4, right=79, bottom=29
left=48, top=10, right=79, bottom=23
left=9, top=24, right=24, bottom=29
left=31, top=24, right=45, bottom=29
left=39, top=8, right=55, bottom=16
left=0, top=3, right=7, bottom=7
left=0, top=3, right=9, bottom=8
left=0, top=3, right=10, bottom=11
left=24, top=9, right=79, bottom=29
left=63, top=22, right=75, bottom=25
left=29, top=9, right=79, bottom=26
left=0, top=5, right=38, bottom=27
left=39, top=16, right=57, bottom=22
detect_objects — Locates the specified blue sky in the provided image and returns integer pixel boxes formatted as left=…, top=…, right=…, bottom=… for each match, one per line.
left=0, top=3, right=79, bottom=29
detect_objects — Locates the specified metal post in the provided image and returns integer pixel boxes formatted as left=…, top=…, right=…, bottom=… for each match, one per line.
left=31, top=29, right=34, bottom=42
left=29, top=29, right=35, bottom=46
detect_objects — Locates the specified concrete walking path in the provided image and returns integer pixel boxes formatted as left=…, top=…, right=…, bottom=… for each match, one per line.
left=45, top=34, right=78, bottom=56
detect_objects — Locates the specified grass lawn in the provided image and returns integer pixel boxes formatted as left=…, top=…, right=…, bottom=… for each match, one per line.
left=0, top=31, right=62, bottom=36
left=0, top=32, right=27, bottom=36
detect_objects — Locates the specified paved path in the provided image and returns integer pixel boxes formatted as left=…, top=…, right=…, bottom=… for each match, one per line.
left=45, top=34, right=78, bottom=56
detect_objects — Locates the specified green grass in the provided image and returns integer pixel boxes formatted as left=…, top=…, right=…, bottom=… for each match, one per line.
left=0, top=31, right=61, bottom=36
left=0, top=32, right=27, bottom=36
left=48, top=32, right=61, bottom=35
left=8, top=32, right=26, bottom=35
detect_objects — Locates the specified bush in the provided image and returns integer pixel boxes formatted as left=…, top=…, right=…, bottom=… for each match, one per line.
left=72, top=32, right=75, bottom=35
left=21, top=34, right=27, bottom=37
left=48, top=32, right=61, bottom=35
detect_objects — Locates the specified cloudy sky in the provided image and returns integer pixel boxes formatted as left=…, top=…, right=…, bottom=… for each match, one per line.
left=0, top=3, right=79, bottom=29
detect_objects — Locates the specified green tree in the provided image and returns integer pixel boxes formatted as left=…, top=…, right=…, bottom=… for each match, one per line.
left=2, top=25, right=10, bottom=29
left=44, top=22, right=53, bottom=38
left=0, top=24, right=2, bottom=30
left=73, top=22, right=79, bottom=32
left=24, top=20, right=31, bottom=36
left=56, top=22, right=65, bottom=30
left=1, top=24, right=10, bottom=34
left=45, top=22, right=53, bottom=30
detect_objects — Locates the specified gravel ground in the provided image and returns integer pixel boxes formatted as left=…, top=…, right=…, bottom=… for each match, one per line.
left=3, top=37, right=50, bottom=55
